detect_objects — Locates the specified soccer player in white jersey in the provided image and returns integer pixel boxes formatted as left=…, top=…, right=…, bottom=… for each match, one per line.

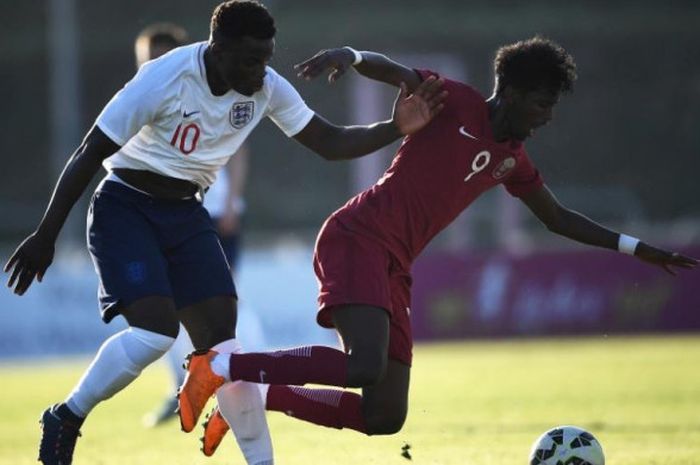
left=134, top=22, right=255, bottom=430
left=134, top=22, right=268, bottom=462
left=2, top=2, right=446, bottom=464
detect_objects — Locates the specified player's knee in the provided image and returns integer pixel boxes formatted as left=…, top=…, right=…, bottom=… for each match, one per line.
left=187, top=326, right=236, bottom=350
left=158, top=317, right=182, bottom=339
left=364, top=408, right=407, bottom=435
left=179, top=297, right=237, bottom=349
left=131, top=316, right=180, bottom=339
left=347, top=351, right=387, bottom=387
left=121, top=296, right=180, bottom=338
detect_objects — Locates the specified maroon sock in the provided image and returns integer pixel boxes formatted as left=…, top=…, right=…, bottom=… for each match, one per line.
left=266, top=385, right=367, bottom=433
left=229, top=346, right=347, bottom=387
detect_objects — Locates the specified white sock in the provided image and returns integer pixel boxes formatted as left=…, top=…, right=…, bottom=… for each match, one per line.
left=66, top=328, right=174, bottom=417
left=212, top=339, right=274, bottom=465
left=211, top=353, right=231, bottom=381
left=258, top=384, right=270, bottom=408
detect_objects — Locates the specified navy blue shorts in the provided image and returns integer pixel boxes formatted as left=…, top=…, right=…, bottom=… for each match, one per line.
left=87, top=181, right=237, bottom=323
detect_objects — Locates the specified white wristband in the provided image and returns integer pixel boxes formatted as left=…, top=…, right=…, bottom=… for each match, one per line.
left=344, top=46, right=363, bottom=66
left=618, top=234, right=640, bottom=255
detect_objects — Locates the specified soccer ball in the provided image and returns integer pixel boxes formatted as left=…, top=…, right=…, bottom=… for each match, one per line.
left=529, top=425, right=605, bottom=465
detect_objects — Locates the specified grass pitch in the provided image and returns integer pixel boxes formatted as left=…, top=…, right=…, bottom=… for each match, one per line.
left=1, top=335, right=699, bottom=465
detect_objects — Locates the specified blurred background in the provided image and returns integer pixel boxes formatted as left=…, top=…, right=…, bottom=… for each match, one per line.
left=0, top=0, right=698, bottom=359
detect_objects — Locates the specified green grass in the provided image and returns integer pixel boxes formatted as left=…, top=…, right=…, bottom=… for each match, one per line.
left=2, top=335, right=700, bottom=464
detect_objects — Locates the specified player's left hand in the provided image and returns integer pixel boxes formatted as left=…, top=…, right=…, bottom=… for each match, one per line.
left=294, top=48, right=354, bottom=83
left=634, top=242, right=698, bottom=276
left=4, top=231, right=55, bottom=295
left=391, top=75, right=447, bottom=135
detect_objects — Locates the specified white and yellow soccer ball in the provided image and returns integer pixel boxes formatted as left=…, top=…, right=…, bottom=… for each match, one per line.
left=529, top=425, right=605, bottom=465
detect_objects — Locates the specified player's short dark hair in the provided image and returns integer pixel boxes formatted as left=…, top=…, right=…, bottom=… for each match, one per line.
left=135, top=23, right=189, bottom=67
left=494, top=36, right=577, bottom=95
left=136, top=22, right=189, bottom=50
left=210, top=0, right=276, bottom=41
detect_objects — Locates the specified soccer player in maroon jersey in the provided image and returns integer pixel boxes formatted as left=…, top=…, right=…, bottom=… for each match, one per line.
left=179, top=37, right=698, bottom=454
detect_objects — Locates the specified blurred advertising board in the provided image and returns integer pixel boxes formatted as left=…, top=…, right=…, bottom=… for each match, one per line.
left=411, top=247, right=700, bottom=339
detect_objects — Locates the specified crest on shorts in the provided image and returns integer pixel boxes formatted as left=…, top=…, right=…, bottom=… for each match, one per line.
left=229, top=101, right=255, bottom=129
left=492, top=157, right=516, bottom=179
left=125, top=261, right=146, bottom=284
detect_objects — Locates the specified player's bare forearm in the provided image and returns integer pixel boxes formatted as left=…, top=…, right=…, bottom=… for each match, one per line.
left=294, top=115, right=401, bottom=161
left=547, top=208, right=619, bottom=250
left=295, top=77, right=445, bottom=160
left=523, top=186, right=617, bottom=250
left=36, top=126, right=119, bottom=242
left=5, top=126, right=119, bottom=294
left=522, top=185, right=698, bottom=274
left=353, top=52, right=422, bottom=91
left=552, top=210, right=697, bottom=274
left=295, top=48, right=421, bottom=91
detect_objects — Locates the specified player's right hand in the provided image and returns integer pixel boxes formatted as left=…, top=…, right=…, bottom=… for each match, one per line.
left=4, top=232, right=55, bottom=295
left=634, top=242, right=698, bottom=276
left=392, top=76, right=447, bottom=135
left=294, top=47, right=354, bottom=84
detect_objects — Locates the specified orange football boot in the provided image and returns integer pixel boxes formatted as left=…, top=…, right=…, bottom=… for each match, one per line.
left=178, top=350, right=226, bottom=433
left=200, top=406, right=230, bottom=456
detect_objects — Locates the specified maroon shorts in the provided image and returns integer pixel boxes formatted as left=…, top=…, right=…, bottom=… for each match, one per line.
left=314, top=217, right=413, bottom=365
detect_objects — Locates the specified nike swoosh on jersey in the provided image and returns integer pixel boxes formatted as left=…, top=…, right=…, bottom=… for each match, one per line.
left=183, top=110, right=201, bottom=118
left=459, top=126, right=478, bottom=140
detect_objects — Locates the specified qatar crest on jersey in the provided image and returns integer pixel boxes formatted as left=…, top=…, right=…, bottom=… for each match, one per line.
left=229, top=101, right=255, bottom=129
left=492, top=157, right=516, bottom=179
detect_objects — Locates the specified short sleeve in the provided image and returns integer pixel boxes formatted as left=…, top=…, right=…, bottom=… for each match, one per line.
left=265, top=69, right=315, bottom=137
left=504, top=152, right=545, bottom=197
left=95, top=62, right=174, bottom=146
left=414, top=69, right=488, bottom=124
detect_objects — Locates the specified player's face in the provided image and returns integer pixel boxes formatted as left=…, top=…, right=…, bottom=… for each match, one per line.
left=211, top=36, right=274, bottom=96
left=507, top=87, right=559, bottom=141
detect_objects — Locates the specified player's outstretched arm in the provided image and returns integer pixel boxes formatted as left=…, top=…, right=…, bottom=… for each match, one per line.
left=295, top=47, right=422, bottom=92
left=521, top=185, right=698, bottom=275
left=294, top=75, right=446, bottom=161
left=4, top=126, right=120, bottom=295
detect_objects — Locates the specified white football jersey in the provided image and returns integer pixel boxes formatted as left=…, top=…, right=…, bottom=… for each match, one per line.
left=96, top=42, right=314, bottom=188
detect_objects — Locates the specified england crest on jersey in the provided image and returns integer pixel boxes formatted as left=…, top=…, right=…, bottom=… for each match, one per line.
left=229, top=101, right=255, bottom=129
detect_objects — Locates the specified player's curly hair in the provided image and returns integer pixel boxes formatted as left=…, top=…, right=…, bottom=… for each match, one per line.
left=136, top=23, right=189, bottom=50
left=210, top=0, right=276, bottom=41
left=494, top=36, right=577, bottom=95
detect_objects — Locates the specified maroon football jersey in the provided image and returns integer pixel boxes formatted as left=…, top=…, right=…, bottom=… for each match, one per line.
left=332, top=70, right=544, bottom=267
